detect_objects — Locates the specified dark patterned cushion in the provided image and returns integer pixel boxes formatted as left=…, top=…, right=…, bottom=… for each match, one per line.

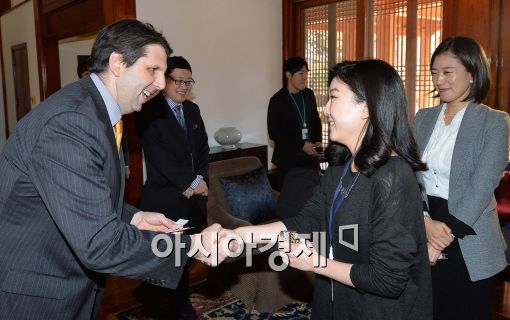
left=219, top=166, right=276, bottom=224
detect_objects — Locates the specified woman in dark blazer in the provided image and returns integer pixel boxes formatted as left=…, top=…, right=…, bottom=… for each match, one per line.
left=231, top=60, right=432, bottom=319
left=413, top=36, right=510, bottom=320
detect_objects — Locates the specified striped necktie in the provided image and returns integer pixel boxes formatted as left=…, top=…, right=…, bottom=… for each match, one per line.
left=114, top=119, right=123, bottom=153
left=173, top=105, right=187, bottom=133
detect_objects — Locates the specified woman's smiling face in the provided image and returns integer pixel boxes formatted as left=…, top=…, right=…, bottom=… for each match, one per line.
left=324, top=77, right=368, bottom=152
left=431, top=52, right=473, bottom=106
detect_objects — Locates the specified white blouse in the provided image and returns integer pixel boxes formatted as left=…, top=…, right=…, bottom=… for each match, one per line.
left=422, top=104, right=467, bottom=200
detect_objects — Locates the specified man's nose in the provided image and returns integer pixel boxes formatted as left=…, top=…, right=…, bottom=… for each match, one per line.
left=154, top=72, right=166, bottom=90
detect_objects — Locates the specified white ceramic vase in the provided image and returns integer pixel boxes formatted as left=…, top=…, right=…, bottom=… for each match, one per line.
left=214, top=127, right=242, bottom=148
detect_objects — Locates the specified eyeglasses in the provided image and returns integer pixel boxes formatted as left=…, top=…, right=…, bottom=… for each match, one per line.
left=168, top=75, right=195, bottom=87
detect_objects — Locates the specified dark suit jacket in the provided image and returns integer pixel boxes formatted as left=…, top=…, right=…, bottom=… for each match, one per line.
left=0, top=77, right=190, bottom=319
left=267, top=87, right=322, bottom=171
left=136, top=93, right=209, bottom=230
left=121, top=136, right=130, bottom=166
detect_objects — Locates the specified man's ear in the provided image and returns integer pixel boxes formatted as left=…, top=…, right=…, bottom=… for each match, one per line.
left=109, top=52, right=125, bottom=77
left=285, top=71, right=292, bottom=80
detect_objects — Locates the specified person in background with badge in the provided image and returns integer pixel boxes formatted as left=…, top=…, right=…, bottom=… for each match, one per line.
left=267, top=57, right=323, bottom=190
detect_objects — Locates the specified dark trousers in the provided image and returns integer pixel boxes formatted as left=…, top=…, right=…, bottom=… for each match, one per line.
left=134, top=262, right=196, bottom=319
left=429, top=196, right=499, bottom=320
left=272, top=155, right=320, bottom=192
left=133, top=200, right=201, bottom=319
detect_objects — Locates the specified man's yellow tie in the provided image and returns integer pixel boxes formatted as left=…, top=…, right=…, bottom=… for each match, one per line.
left=114, top=119, right=123, bottom=153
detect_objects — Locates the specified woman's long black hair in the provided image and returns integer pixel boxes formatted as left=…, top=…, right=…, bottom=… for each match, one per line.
left=327, top=60, right=427, bottom=175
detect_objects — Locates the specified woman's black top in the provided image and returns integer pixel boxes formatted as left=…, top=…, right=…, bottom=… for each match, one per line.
left=282, top=156, right=432, bottom=320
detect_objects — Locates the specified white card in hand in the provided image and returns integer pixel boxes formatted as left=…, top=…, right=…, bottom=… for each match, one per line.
left=166, top=226, right=193, bottom=234
left=175, top=219, right=189, bottom=226
left=166, top=219, right=190, bottom=233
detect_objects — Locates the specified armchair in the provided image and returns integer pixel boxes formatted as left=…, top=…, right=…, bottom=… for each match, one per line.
left=206, top=156, right=314, bottom=313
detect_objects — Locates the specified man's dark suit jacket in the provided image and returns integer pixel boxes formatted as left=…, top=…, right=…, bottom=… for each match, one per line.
left=136, top=93, right=209, bottom=230
left=0, top=77, right=190, bottom=319
left=267, top=87, right=322, bottom=171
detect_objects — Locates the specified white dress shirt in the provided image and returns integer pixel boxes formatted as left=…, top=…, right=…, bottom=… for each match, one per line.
left=422, top=103, right=467, bottom=200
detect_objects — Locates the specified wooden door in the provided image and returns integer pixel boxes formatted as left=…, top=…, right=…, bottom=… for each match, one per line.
left=11, top=43, right=31, bottom=121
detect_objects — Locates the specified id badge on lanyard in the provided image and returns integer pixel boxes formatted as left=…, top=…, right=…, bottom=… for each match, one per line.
left=289, top=90, right=308, bottom=140
left=302, top=126, right=308, bottom=140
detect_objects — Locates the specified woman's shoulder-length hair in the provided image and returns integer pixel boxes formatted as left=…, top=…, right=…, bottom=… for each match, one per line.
left=327, top=60, right=427, bottom=175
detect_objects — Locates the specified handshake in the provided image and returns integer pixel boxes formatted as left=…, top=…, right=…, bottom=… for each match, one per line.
left=131, top=212, right=238, bottom=266
left=132, top=212, right=325, bottom=272
left=186, top=225, right=326, bottom=273
left=186, top=224, right=245, bottom=267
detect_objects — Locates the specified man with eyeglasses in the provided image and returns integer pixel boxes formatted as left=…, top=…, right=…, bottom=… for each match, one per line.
left=135, top=56, right=208, bottom=319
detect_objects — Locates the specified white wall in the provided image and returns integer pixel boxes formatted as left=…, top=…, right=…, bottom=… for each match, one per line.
left=1, top=0, right=39, bottom=137
left=59, top=37, right=95, bottom=87
left=137, top=0, right=282, bottom=163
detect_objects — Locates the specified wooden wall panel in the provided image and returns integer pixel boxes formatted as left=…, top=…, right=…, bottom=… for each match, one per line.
left=41, top=0, right=77, bottom=14
left=35, top=39, right=60, bottom=100
left=42, top=0, right=104, bottom=40
left=442, top=0, right=507, bottom=111
left=33, top=0, right=135, bottom=98
left=496, top=0, right=510, bottom=113
left=282, top=0, right=296, bottom=61
left=355, top=0, right=364, bottom=59
left=486, top=0, right=500, bottom=110
left=443, top=0, right=491, bottom=46
left=0, top=22, right=7, bottom=137
left=0, top=0, right=11, bottom=16
left=102, top=0, right=136, bottom=24
left=33, top=0, right=59, bottom=99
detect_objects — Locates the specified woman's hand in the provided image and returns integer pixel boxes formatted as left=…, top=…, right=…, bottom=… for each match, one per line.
left=284, top=240, right=326, bottom=272
left=424, top=218, right=453, bottom=251
left=427, top=242, right=442, bottom=266
left=303, top=141, right=320, bottom=157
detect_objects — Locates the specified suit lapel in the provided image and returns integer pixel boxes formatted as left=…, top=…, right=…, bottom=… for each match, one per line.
left=416, top=105, right=442, bottom=156
left=118, top=146, right=126, bottom=212
left=449, top=102, right=478, bottom=193
left=81, top=77, right=122, bottom=211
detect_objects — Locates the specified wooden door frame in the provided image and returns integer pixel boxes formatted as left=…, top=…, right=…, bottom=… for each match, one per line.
left=32, top=0, right=136, bottom=100
left=282, top=0, right=365, bottom=60
left=11, top=42, right=31, bottom=121
left=0, top=22, right=8, bottom=137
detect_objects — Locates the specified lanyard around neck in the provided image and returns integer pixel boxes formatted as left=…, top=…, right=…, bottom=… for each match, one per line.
left=328, top=159, right=361, bottom=243
left=288, top=90, right=307, bottom=127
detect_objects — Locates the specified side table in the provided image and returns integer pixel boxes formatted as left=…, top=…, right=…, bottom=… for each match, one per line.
left=209, top=143, right=268, bottom=171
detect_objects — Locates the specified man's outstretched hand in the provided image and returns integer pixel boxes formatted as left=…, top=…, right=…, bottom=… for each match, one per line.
left=131, top=211, right=179, bottom=233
